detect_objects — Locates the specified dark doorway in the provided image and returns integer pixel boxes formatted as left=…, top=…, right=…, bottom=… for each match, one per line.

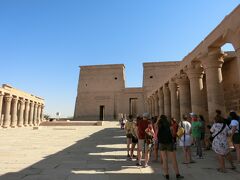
left=129, top=98, right=138, bottom=117
left=99, top=105, right=105, bottom=121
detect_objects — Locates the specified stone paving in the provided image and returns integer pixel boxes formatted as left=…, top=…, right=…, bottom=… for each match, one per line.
left=0, top=121, right=240, bottom=180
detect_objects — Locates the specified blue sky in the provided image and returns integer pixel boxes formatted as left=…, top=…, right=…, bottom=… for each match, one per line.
left=0, top=1, right=239, bottom=117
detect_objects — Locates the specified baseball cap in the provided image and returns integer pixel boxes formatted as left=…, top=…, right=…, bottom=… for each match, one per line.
left=189, top=112, right=197, bottom=117
left=143, top=112, right=149, bottom=118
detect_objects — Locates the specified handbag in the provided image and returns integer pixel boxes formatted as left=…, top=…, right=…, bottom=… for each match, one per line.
left=177, top=127, right=185, bottom=138
left=177, top=121, right=185, bottom=138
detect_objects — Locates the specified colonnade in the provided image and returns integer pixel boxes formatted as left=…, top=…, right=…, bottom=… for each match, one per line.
left=146, top=4, right=240, bottom=122
left=0, top=85, right=44, bottom=128
left=147, top=50, right=227, bottom=122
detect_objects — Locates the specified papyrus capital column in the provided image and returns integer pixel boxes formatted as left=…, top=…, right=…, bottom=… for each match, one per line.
left=163, top=84, right=171, bottom=118
left=24, top=100, right=30, bottom=126
left=33, top=102, right=38, bottom=126
left=186, top=64, right=204, bottom=116
left=37, top=103, right=41, bottom=125
left=28, top=101, right=34, bottom=126
left=40, top=104, right=45, bottom=122
left=17, top=99, right=25, bottom=127
left=2, top=95, right=12, bottom=128
left=169, top=79, right=180, bottom=121
left=10, top=97, right=18, bottom=128
left=236, top=48, right=240, bottom=82
left=176, top=74, right=191, bottom=120
left=201, top=50, right=225, bottom=122
left=0, top=92, right=4, bottom=126
left=158, top=87, right=164, bottom=116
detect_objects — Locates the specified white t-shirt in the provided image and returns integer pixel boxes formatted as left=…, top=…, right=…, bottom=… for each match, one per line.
left=179, top=121, right=191, bottom=134
left=230, top=119, right=239, bottom=133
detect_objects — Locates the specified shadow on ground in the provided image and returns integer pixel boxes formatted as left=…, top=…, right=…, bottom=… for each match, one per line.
left=0, top=126, right=160, bottom=180
left=1, top=124, right=240, bottom=180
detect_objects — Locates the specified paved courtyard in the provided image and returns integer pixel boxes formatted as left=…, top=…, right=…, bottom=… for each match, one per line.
left=0, top=121, right=240, bottom=180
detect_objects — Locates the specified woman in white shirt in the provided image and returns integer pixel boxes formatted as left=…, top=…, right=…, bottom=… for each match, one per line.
left=178, top=114, right=194, bottom=164
left=229, top=111, right=240, bottom=164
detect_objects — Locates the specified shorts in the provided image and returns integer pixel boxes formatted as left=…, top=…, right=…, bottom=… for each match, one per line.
left=179, top=134, right=192, bottom=147
left=132, top=136, right=138, bottom=144
left=138, top=139, right=152, bottom=151
left=159, top=143, right=175, bottom=152
left=126, top=133, right=133, bottom=138
left=138, top=139, right=145, bottom=151
left=232, top=133, right=240, bottom=144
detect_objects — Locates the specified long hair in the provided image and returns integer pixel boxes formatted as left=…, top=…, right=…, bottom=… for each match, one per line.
left=157, top=115, right=170, bottom=129
left=229, top=111, right=239, bottom=120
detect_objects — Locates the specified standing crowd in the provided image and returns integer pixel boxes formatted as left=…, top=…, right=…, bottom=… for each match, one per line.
left=122, top=110, right=240, bottom=179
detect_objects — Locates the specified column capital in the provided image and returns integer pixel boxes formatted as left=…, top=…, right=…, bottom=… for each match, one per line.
left=163, top=83, right=170, bottom=92
left=19, top=99, right=25, bottom=105
left=201, top=51, right=225, bottom=69
left=169, top=79, right=177, bottom=90
left=25, top=99, right=30, bottom=104
left=12, top=96, right=18, bottom=102
left=4, top=95, right=12, bottom=102
left=30, top=100, right=34, bottom=104
left=153, top=91, right=158, bottom=99
left=185, top=64, right=204, bottom=79
left=176, top=74, right=189, bottom=85
left=158, top=87, right=163, bottom=98
left=150, top=95, right=155, bottom=101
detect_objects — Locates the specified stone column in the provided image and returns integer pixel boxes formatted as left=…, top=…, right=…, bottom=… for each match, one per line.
left=10, top=97, right=18, bottom=128
left=169, top=80, right=180, bottom=121
left=18, top=99, right=25, bottom=127
left=236, top=48, right=240, bottom=88
left=0, top=92, right=4, bottom=126
left=154, top=92, right=159, bottom=116
left=176, top=74, right=191, bottom=120
left=163, top=84, right=171, bottom=118
left=202, top=51, right=225, bottom=122
left=37, top=103, right=41, bottom=125
left=40, top=105, right=44, bottom=122
left=24, top=100, right=30, bottom=126
left=33, top=102, right=38, bottom=126
left=186, top=64, right=205, bottom=116
left=158, top=87, right=164, bottom=116
left=2, top=95, right=12, bottom=128
left=28, top=101, right=34, bottom=126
